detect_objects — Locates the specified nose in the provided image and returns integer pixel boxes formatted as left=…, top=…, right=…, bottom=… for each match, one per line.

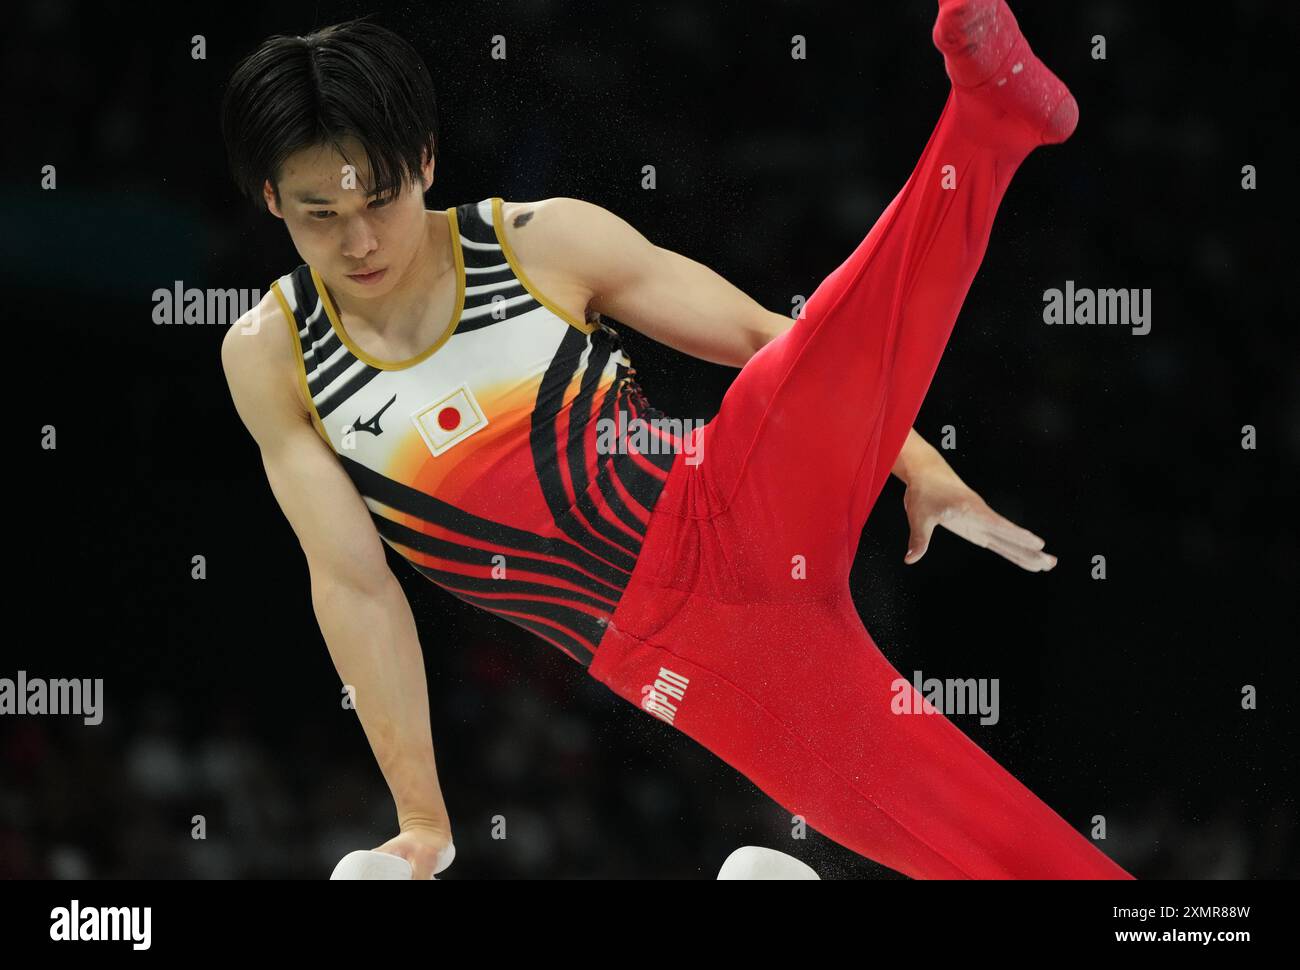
left=340, top=213, right=379, bottom=261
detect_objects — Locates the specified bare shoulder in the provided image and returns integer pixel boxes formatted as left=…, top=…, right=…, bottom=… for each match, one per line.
left=221, top=287, right=312, bottom=428
left=497, top=196, right=639, bottom=286
left=500, top=197, right=568, bottom=228
left=495, top=199, right=616, bottom=325
left=499, top=197, right=552, bottom=254
left=496, top=195, right=603, bottom=234
left=220, top=288, right=290, bottom=384
left=497, top=197, right=614, bottom=253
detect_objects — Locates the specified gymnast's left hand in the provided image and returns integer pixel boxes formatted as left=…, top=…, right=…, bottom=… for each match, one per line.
left=901, top=466, right=1057, bottom=572
left=372, top=822, right=455, bottom=880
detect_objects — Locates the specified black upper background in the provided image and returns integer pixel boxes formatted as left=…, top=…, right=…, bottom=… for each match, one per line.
left=3, top=0, right=1296, bottom=878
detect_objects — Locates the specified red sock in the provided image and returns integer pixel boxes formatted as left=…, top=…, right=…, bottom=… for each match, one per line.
left=933, top=0, right=1079, bottom=144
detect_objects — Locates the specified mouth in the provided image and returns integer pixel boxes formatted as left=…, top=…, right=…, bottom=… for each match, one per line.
left=346, top=267, right=388, bottom=285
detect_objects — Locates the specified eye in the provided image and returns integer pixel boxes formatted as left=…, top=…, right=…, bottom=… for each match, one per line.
left=306, top=196, right=390, bottom=219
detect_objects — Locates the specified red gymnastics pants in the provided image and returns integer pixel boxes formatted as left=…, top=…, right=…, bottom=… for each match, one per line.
left=588, top=86, right=1134, bottom=880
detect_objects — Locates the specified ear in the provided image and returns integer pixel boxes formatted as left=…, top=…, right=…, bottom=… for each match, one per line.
left=263, top=179, right=285, bottom=219
left=419, top=144, right=435, bottom=192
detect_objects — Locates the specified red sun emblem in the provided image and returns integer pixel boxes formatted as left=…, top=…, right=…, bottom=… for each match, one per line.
left=437, top=406, right=462, bottom=431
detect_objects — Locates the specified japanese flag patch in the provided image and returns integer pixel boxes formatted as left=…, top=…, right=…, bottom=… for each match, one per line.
left=411, top=383, right=489, bottom=457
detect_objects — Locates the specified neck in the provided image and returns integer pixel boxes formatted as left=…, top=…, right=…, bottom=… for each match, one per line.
left=331, top=209, right=450, bottom=334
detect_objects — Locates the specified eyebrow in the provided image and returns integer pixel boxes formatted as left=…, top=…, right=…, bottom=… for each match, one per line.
left=293, top=186, right=393, bottom=204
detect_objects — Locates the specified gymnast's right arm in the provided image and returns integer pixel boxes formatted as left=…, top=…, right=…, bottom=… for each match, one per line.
left=220, top=293, right=453, bottom=877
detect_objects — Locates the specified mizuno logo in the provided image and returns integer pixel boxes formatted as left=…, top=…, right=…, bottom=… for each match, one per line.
left=640, top=667, right=689, bottom=725
left=351, top=393, right=398, bottom=436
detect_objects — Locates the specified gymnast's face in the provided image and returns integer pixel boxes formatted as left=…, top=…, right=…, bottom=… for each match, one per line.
left=262, top=136, right=434, bottom=298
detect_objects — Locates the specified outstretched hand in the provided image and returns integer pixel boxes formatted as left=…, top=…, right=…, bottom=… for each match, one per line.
left=901, top=464, right=1057, bottom=572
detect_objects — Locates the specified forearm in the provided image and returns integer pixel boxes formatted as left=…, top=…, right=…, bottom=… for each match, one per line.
left=891, top=427, right=952, bottom=484
left=311, top=572, right=450, bottom=832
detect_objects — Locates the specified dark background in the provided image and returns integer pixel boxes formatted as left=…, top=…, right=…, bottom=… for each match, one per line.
left=3, top=0, right=1296, bottom=879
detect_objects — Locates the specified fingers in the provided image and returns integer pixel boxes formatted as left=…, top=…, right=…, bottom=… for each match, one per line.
left=911, top=495, right=1057, bottom=571
left=398, top=852, right=434, bottom=880
left=411, top=845, right=444, bottom=880
left=984, top=532, right=1057, bottom=571
left=413, top=840, right=455, bottom=879
left=990, top=519, right=1045, bottom=551
left=434, top=841, right=457, bottom=875
left=904, top=521, right=937, bottom=564
left=371, top=842, right=437, bottom=880
left=970, top=502, right=1046, bottom=550
left=950, top=501, right=1054, bottom=570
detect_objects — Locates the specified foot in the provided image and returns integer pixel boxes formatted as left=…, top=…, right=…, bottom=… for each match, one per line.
left=932, top=0, right=1078, bottom=144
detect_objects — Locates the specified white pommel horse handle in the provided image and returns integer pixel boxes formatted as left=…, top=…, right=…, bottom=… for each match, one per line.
left=330, top=843, right=456, bottom=880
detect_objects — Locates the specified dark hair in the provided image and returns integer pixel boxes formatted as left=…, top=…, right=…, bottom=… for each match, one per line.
left=221, top=18, right=439, bottom=210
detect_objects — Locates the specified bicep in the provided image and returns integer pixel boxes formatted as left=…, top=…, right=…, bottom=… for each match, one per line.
left=550, top=200, right=772, bottom=366
left=259, top=421, right=391, bottom=590
left=223, top=313, right=391, bottom=592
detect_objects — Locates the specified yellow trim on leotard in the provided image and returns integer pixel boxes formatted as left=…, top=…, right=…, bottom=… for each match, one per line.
left=492, top=196, right=595, bottom=335
left=269, top=279, right=332, bottom=446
